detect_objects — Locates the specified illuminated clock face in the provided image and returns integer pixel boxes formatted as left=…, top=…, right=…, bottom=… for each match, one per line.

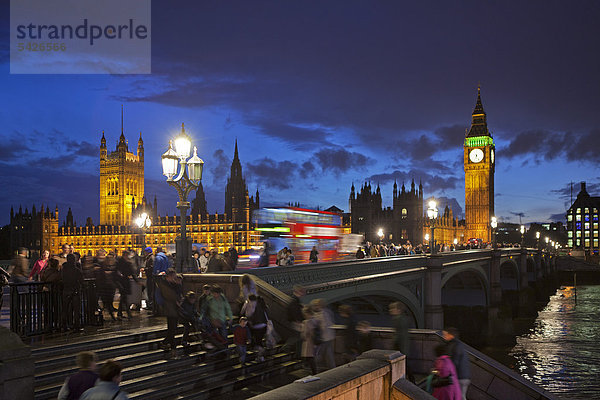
left=469, top=148, right=484, bottom=163
left=491, top=149, right=495, bottom=164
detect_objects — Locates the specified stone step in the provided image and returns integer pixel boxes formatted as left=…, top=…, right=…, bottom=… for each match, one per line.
left=31, top=325, right=176, bottom=360
left=34, top=340, right=232, bottom=400
left=35, top=338, right=206, bottom=388
left=34, top=330, right=196, bottom=373
left=129, top=352, right=299, bottom=400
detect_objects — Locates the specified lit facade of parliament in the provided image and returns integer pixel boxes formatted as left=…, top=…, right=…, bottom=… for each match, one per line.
left=10, top=121, right=261, bottom=255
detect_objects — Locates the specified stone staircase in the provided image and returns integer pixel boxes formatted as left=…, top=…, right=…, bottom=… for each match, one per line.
left=33, top=327, right=302, bottom=400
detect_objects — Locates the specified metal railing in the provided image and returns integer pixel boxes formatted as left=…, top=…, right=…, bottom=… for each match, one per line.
left=9, top=279, right=103, bottom=336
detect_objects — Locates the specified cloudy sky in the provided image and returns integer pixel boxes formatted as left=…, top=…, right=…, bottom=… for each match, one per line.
left=1, top=1, right=599, bottom=227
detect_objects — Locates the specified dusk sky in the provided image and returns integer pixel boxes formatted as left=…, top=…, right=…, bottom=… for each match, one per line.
left=1, top=1, right=600, bottom=227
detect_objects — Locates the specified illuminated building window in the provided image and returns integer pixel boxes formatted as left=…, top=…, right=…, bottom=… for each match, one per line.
left=594, top=215, right=599, bottom=222
left=585, top=239, right=590, bottom=247
left=585, top=231, right=590, bottom=237
left=576, top=214, right=582, bottom=221
left=576, top=222, right=582, bottom=230
left=576, top=239, right=581, bottom=246
left=585, top=222, right=590, bottom=229
left=577, top=208, right=581, bottom=213
left=568, top=231, right=573, bottom=238
left=585, top=215, right=590, bottom=222
left=567, top=214, right=573, bottom=222
left=576, top=231, right=582, bottom=238
left=595, top=239, right=599, bottom=247
left=595, top=231, right=599, bottom=238
left=585, top=208, right=590, bottom=214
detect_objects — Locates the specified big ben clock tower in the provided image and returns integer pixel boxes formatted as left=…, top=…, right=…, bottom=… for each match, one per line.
left=464, top=86, right=495, bottom=242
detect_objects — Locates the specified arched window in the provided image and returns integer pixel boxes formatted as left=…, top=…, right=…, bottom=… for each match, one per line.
left=402, top=208, right=408, bottom=219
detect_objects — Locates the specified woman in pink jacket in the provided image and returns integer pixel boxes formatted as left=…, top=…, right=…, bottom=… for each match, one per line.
left=432, top=344, right=462, bottom=400
left=29, top=250, right=49, bottom=281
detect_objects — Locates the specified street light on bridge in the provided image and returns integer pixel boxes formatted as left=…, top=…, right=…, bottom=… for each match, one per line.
left=427, top=200, right=438, bottom=255
left=491, top=216, right=498, bottom=249
left=545, top=236, right=549, bottom=251
left=536, top=231, right=540, bottom=249
left=377, top=228, right=384, bottom=244
left=520, top=225, right=525, bottom=247
left=134, top=212, right=152, bottom=253
left=161, top=123, right=204, bottom=273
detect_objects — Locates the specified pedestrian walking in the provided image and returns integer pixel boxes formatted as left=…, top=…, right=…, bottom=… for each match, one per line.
left=57, top=351, right=98, bottom=400
left=390, top=301, right=414, bottom=381
left=309, top=246, right=319, bottom=263
left=339, top=304, right=358, bottom=362
left=94, top=256, right=116, bottom=321
left=9, top=247, right=29, bottom=284
left=180, top=291, right=199, bottom=347
left=114, top=251, right=139, bottom=320
left=29, top=250, right=49, bottom=281
left=429, top=344, right=461, bottom=400
left=62, top=254, right=84, bottom=331
left=241, top=294, right=268, bottom=361
left=284, top=285, right=305, bottom=357
left=80, top=360, right=129, bottom=400
left=443, top=327, right=471, bottom=400
left=233, top=316, right=251, bottom=367
left=142, top=247, right=154, bottom=312
left=157, top=268, right=183, bottom=351
left=311, top=299, right=336, bottom=371
left=301, top=306, right=318, bottom=375
left=201, top=285, right=233, bottom=341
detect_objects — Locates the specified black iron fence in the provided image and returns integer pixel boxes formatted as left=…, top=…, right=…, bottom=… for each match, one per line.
left=9, top=279, right=103, bottom=336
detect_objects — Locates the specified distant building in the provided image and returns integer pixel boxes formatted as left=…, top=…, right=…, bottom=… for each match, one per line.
left=9, top=205, right=59, bottom=257
left=566, top=181, right=600, bottom=250
left=349, top=180, right=423, bottom=244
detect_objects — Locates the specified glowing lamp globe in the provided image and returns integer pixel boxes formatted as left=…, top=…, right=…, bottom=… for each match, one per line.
left=174, top=123, right=192, bottom=160
left=161, top=141, right=179, bottom=179
left=187, top=146, right=204, bottom=184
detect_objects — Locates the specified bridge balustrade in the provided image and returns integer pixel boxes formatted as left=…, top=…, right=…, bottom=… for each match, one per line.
left=9, top=279, right=102, bottom=337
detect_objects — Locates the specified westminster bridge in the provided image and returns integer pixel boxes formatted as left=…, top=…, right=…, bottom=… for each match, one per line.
left=247, top=248, right=555, bottom=332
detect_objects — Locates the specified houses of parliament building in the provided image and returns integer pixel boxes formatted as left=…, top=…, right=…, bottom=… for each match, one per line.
left=9, top=119, right=261, bottom=256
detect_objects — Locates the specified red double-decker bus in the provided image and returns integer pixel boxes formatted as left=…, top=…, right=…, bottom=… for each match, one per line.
left=253, top=207, right=343, bottom=265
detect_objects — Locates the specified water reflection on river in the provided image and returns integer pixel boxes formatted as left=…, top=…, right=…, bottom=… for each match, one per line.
left=510, top=285, right=600, bottom=399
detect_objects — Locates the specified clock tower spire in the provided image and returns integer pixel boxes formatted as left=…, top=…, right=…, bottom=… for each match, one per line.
left=464, top=85, right=495, bottom=242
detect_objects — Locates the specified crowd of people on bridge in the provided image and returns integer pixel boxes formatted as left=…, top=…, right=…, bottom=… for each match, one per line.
left=4, top=243, right=477, bottom=399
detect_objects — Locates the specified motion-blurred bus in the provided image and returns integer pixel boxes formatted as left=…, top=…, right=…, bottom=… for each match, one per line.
left=253, top=207, right=355, bottom=265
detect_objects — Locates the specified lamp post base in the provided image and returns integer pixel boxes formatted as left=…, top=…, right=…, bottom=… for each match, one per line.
left=175, top=237, right=193, bottom=273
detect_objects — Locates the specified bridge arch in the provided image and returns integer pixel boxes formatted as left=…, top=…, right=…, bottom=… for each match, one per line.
left=499, top=259, right=520, bottom=291
left=307, top=287, right=422, bottom=329
left=441, top=265, right=489, bottom=307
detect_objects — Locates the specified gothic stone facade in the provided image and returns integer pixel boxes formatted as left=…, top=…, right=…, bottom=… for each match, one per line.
left=350, top=180, right=423, bottom=244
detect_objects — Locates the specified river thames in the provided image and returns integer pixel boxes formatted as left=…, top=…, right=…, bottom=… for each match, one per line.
left=509, top=285, right=600, bottom=399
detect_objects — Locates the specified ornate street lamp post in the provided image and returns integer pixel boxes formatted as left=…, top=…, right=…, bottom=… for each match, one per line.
left=377, top=228, right=384, bottom=244
left=134, top=212, right=152, bottom=253
left=161, top=123, right=204, bottom=272
left=536, top=231, right=540, bottom=249
left=427, top=200, right=438, bottom=255
left=491, top=216, right=498, bottom=249
left=545, top=236, right=549, bottom=251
